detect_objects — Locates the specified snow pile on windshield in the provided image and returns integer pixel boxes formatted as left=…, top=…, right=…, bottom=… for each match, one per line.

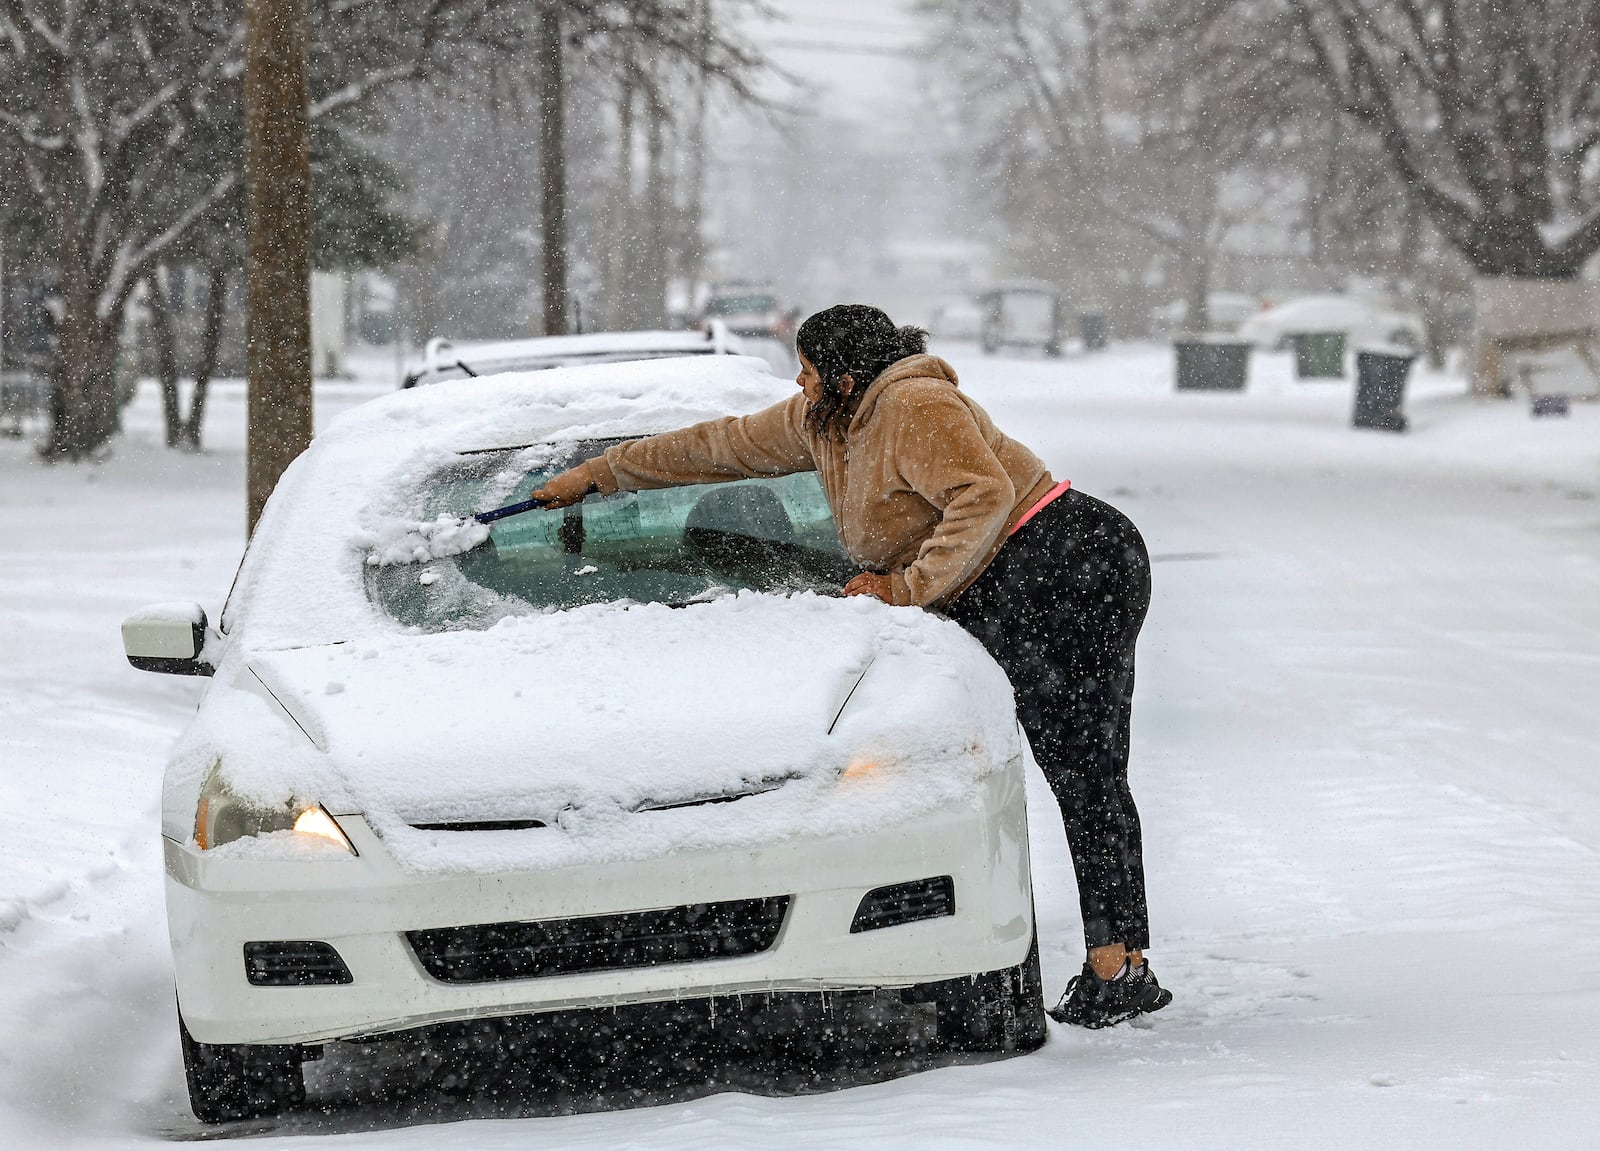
left=224, top=355, right=792, bottom=650
left=361, top=512, right=492, bottom=567
left=161, top=593, right=1020, bottom=869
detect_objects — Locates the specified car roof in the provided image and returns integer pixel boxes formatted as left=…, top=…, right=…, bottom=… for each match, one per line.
left=327, top=354, right=792, bottom=458
left=406, top=326, right=741, bottom=385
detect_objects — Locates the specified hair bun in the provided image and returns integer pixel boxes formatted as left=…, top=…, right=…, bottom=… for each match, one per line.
left=897, top=324, right=930, bottom=357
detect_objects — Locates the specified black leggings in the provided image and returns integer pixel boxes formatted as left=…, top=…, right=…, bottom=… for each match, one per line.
left=944, top=488, right=1152, bottom=951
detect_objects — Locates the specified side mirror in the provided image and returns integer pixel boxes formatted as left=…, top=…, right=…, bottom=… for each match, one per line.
left=122, top=603, right=218, bottom=677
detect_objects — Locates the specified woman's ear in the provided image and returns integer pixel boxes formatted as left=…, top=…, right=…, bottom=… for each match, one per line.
left=838, top=373, right=856, bottom=396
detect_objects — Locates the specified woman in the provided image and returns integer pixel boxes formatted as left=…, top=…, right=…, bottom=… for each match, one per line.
left=532, top=304, right=1171, bottom=1028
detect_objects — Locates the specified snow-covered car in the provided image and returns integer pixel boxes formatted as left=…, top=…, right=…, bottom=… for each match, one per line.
left=123, top=356, right=1043, bottom=1123
left=400, top=322, right=743, bottom=388
left=697, top=281, right=782, bottom=337
left=1149, top=292, right=1264, bottom=336
left=977, top=281, right=1062, bottom=355
left=1236, top=295, right=1424, bottom=352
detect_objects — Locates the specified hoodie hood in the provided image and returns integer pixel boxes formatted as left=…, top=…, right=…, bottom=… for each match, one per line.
left=850, top=353, right=962, bottom=431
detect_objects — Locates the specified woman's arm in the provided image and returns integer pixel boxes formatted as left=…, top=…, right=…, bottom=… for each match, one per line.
left=532, top=393, right=814, bottom=506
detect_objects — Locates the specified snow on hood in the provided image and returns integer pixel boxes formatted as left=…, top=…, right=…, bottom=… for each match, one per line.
left=164, top=594, right=1020, bottom=873
left=221, top=355, right=793, bottom=652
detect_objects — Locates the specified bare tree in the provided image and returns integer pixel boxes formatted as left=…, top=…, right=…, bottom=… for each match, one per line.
left=921, top=0, right=1283, bottom=332
left=1260, top=0, right=1600, bottom=278
left=0, top=0, right=541, bottom=460
left=144, top=259, right=228, bottom=450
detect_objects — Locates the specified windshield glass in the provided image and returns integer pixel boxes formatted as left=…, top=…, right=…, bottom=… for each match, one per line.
left=705, top=295, right=776, bottom=316
left=365, top=440, right=854, bottom=632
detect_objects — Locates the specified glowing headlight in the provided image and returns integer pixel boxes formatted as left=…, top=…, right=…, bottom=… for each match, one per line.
left=194, top=767, right=356, bottom=854
left=840, top=757, right=882, bottom=782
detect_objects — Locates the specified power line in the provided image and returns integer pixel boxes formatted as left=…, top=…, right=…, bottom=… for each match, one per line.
left=753, top=16, right=916, bottom=37
left=764, top=37, right=919, bottom=58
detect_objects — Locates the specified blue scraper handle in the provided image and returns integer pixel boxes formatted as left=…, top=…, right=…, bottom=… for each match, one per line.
left=473, top=497, right=548, bottom=525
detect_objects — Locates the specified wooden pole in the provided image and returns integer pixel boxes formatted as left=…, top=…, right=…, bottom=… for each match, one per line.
left=244, top=0, right=313, bottom=533
left=537, top=3, right=569, bottom=336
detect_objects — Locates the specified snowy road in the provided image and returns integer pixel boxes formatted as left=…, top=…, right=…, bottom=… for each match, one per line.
left=2, top=346, right=1597, bottom=1147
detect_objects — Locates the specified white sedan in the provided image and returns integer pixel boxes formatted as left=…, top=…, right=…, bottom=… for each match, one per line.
left=124, top=355, right=1043, bottom=1123
left=1235, top=294, right=1425, bottom=351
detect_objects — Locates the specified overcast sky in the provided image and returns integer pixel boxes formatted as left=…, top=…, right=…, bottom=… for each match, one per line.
left=741, top=0, right=923, bottom=139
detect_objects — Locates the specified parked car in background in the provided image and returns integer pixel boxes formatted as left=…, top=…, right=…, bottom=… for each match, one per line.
left=400, top=322, right=742, bottom=388
left=1237, top=295, right=1424, bottom=352
left=697, top=281, right=782, bottom=338
left=978, top=281, right=1062, bottom=356
left=123, top=355, right=1045, bottom=1123
left=1149, top=292, right=1264, bottom=337
left=929, top=300, right=985, bottom=342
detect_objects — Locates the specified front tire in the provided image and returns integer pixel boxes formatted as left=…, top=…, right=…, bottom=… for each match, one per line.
left=179, top=1015, right=306, bottom=1124
left=910, top=935, right=1047, bottom=1054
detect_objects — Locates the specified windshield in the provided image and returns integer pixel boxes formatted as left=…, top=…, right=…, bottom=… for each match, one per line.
left=365, top=440, right=854, bottom=632
left=705, top=295, right=776, bottom=316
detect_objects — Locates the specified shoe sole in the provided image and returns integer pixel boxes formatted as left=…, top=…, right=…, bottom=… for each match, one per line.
left=1048, top=989, right=1172, bottom=1029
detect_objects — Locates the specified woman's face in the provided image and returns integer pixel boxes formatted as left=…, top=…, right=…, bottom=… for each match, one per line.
left=796, top=350, right=851, bottom=408
left=796, top=349, right=825, bottom=406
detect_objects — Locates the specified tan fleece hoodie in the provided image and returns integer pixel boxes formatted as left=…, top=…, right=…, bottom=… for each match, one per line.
left=578, top=353, right=1054, bottom=608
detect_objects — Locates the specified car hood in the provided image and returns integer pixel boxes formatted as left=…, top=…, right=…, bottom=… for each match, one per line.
left=199, top=595, right=1019, bottom=868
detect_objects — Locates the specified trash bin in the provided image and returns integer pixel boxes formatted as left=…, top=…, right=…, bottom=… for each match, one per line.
left=1080, top=313, right=1107, bottom=352
left=1174, top=338, right=1250, bottom=391
left=1353, top=349, right=1412, bottom=431
left=1293, top=331, right=1347, bottom=378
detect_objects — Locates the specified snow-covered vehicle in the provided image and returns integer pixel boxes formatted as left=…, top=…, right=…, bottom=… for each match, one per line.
left=1236, top=294, right=1424, bottom=352
left=978, top=281, right=1062, bottom=356
left=1148, top=292, right=1264, bottom=336
left=697, top=281, right=782, bottom=338
left=400, top=322, right=743, bottom=388
left=122, top=356, right=1043, bottom=1123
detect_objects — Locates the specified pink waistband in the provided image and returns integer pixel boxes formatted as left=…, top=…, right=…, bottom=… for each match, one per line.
left=1008, top=479, right=1072, bottom=537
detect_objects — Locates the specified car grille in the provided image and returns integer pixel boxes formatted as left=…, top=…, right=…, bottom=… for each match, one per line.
left=406, top=896, right=791, bottom=984
left=850, top=876, right=956, bottom=933
left=243, top=940, right=354, bottom=986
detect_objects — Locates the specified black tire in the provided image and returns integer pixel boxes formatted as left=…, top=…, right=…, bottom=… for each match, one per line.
left=178, top=1014, right=306, bottom=1124
left=912, top=935, right=1047, bottom=1054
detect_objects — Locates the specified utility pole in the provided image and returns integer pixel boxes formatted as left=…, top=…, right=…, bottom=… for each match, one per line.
left=681, top=0, right=711, bottom=288
left=537, top=3, right=569, bottom=336
left=605, top=61, right=637, bottom=332
left=244, top=0, right=313, bottom=532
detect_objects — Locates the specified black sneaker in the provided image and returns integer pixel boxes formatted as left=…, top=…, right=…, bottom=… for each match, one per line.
left=1049, top=961, right=1173, bottom=1028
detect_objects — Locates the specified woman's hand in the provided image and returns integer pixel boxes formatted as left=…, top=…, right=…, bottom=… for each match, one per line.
left=842, top=572, right=893, bottom=602
left=530, top=463, right=597, bottom=509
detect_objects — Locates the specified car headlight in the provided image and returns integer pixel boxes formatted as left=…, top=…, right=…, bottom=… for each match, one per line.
left=839, top=756, right=882, bottom=782
left=194, top=766, right=356, bottom=855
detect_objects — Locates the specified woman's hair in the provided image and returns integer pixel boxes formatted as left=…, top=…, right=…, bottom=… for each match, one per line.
left=795, top=304, right=928, bottom=436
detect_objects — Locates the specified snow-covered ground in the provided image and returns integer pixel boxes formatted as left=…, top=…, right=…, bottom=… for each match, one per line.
left=2, top=343, right=1597, bottom=1148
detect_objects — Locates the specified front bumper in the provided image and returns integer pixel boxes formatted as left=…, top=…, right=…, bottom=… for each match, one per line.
left=167, top=767, right=1032, bottom=1046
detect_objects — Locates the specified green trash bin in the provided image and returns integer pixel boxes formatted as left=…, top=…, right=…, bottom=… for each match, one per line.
left=1174, top=338, right=1250, bottom=391
left=1353, top=349, right=1412, bottom=432
left=1293, top=331, right=1346, bottom=378
left=1080, top=313, right=1107, bottom=352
